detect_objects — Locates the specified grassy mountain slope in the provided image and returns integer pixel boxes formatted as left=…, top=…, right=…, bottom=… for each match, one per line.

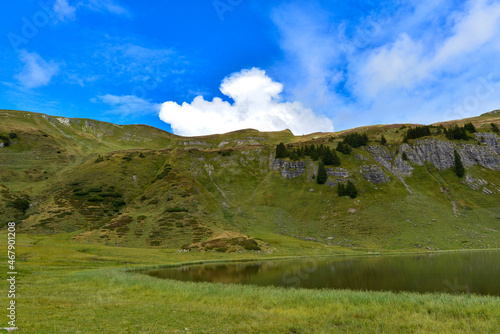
left=1, top=109, right=500, bottom=252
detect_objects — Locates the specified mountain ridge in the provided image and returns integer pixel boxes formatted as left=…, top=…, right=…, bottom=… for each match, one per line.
left=1, top=109, right=500, bottom=253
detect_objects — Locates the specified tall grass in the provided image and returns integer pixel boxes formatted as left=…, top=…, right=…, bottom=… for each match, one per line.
left=1, top=233, right=499, bottom=333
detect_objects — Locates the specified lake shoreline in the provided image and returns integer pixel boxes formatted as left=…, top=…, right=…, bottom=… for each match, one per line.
left=1, top=232, right=499, bottom=333
left=127, top=247, right=500, bottom=272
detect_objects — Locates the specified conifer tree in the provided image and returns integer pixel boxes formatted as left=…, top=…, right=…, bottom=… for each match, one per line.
left=346, top=180, right=358, bottom=198
left=337, top=183, right=345, bottom=196
left=362, top=133, right=369, bottom=145
left=380, top=135, right=387, bottom=146
left=310, top=145, right=320, bottom=161
left=336, top=142, right=352, bottom=155
left=491, top=123, right=499, bottom=133
left=343, top=132, right=369, bottom=148
left=337, top=181, right=357, bottom=198
left=276, top=142, right=287, bottom=159
left=406, top=126, right=431, bottom=139
left=402, top=151, right=408, bottom=161
left=322, top=147, right=334, bottom=165
left=331, top=149, right=341, bottom=166
left=454, top=150, right=465, bottom=178
left=316, top=161, right=328, bottom=185
left=464, top=122, right=476, bottom=133
left=445, top=125, right=469, bottom=140
left=336, top=142, right=344, bottom=153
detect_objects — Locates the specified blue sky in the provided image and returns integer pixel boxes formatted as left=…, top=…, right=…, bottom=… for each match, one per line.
left=2, top=0, right=500, bottom=136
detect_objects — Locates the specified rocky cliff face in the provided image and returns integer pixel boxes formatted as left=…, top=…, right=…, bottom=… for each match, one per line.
left=476, top=133, right=500, bottom=153
left=463, top=175, right=500, bottom=194
left=399, top=134, right=500, bottom=171
left=365, top=145, right=413, bottom=179
left=272, top=159, right=307, bottom=179
left=361, top=165, right=389, bottom=184
left=325, top=168, right=350, bottom=186
left=272, top=133, right=500, bottom=186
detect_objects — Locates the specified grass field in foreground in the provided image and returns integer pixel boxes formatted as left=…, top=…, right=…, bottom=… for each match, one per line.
left=0, top=233, right=499, bottom=333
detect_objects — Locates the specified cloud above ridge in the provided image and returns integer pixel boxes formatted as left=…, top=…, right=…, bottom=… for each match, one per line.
left=96, top=94, right=161, bottom=116
left=271, top=0, right=500, bottom=129
left=15, top=50, right=59, bottom=89
left=159, top=68, right=334, bottom=136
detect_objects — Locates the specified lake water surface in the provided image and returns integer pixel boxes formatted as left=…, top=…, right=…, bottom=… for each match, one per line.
left=145, top=251, right=500, bottom=296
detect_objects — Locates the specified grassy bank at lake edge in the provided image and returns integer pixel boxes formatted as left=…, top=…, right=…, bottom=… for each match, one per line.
left=0, top=232, right=499, bottom=333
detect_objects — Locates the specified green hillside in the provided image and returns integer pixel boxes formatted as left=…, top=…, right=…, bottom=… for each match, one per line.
left=1, top=109, right=500, bottom=253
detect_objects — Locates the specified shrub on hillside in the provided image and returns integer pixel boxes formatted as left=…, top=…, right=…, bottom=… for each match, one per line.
left=491, top=123, right=499, bottom=133
left=218, top=150, right=232, bottom=156
left=0, top=134, right=10, bottom=147
left=338, top=181, right=358, bottom=198
left=101, top=192, right=123, bottom=198
left=165, top=207, right=188, bottom=213
left=87, top=195, right=104, bottom=202
left=112, top=200, right=126, bottom=208
left=8, top=198, right=30, bottom=212
left=156, top=165, right=173, bottom=180
left=74, top=191, right=89, bottom=197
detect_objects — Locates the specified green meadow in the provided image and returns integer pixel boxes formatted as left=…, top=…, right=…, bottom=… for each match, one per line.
left=0, top=233, right=499, bottom=333
left=1, top=110, right=500, bottom=332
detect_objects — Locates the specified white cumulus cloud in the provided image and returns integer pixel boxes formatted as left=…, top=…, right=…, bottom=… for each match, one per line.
left=159, top=68, right=333, bottom=136
left=271, top=0, right=500, bottom=129
left=15, top=50, right=59, bottom=89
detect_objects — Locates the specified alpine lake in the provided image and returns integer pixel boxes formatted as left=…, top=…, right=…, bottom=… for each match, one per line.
left=144, top=250, right=500, bottom=296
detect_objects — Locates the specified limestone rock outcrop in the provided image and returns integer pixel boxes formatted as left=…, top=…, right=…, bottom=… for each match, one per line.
left=273, top=159, right=306, bottom=179
left=361, top=165, right=389, bottom=184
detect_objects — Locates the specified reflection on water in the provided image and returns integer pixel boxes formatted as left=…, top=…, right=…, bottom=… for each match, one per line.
left=145, top=251, right=500, bottom=296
